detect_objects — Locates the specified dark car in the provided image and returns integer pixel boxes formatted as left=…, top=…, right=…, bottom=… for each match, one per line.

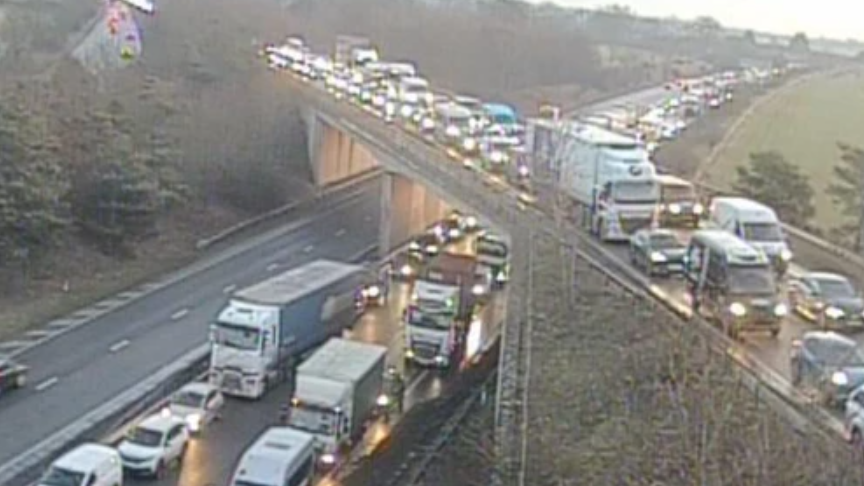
left=408, top=233, right=441, bottom=258
left=389, top=252, right=425, bottom=282
left=0, top=356, right=28, bottom=395
left=791, top=331, right=864, bottom=407
left=628, top=228, right=687, bottom=277
left=789, top=272, right=864, bottom=331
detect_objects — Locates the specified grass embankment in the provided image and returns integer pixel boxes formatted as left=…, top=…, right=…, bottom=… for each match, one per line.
left=702, top=70, right=864, bottom=234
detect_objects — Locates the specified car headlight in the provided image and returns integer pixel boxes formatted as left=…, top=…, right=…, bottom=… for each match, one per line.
left=826, top=306, right=845, bottom=319
left=400, top=105, right=413, bottom=117
left=320, top=453, right=336, bottom=465
left=773, top=303, right=788, bottom=317
left=490, top=151, right=505, bottom=163
left=385, top=102, right=396, bottom=115
left=366, top=286, right=380, bottom=298
left=463, top=138, right=477, bottom=150
left=361, top=91, right=371, bottom=100
left=692, top=203, right=704, bottom=215
left=472, top=283, right=486, bottom=296
left=668, top=203, right=682, bottom=214
left=780, top=249, right=793, bottom=261
left=186, top=414, right=202, bottom=432
left=426, top=245, right=439, bottom=253
left=400, top=264, right=413, bottom=276
left=445, top=125, right=460, bottom=137
left=729, top=302, right=747, bottom=316
left=650, top=252, right=667, bottom=263
left=448, top=228, right=460, bottom=238
left=434, top=356, right=446, bottom=364
left=465, top=216, right=477, bottom=228
left=425, top=93, right=434, bottom=104
left=517, top=165, right=530, bottom=177
left=406, top=349, right=415, bottom=358
left=377, top=394, right=390, bottom=407
left=422, top=118, right=435, bottom=130
left=496, top=271, right=507, bottom=282
left=832, top=371, right=849, bottom=386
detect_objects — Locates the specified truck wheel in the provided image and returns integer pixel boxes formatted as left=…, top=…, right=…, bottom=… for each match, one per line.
left=770, top=327, right=780, bottom=337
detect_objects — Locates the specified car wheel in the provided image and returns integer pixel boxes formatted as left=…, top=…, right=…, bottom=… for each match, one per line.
left=154, top=460, right=166, bottom=479
left=178, top=444, right=188, bottom=465
left=770, top=327, right=780, bottom=338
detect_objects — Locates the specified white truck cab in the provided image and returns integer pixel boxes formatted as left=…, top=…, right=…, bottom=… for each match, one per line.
left=39, top=444, right=122, bottom=486
left=709, top=197, right=792, bottom=275
left=398, top=76, right=432, bottom=113
left=405, top=281, right=461, bottom=367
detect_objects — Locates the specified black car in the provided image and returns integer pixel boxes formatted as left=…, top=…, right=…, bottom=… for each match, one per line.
left=389, top=252, right=425, bottom=282
left=789, top=272, right=864, bottom=331
left=628, top=228, right=687, bottom=277
left=0, top=356, right=28, bottom=395
left=791, top=331, right=864, bottom=407
left=408, top=233, right=441, bottom=258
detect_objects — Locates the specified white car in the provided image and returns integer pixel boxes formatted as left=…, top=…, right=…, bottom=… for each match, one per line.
left=163, top=382, right=224, bottom=434
left=117, top=414, right=189, bottom=478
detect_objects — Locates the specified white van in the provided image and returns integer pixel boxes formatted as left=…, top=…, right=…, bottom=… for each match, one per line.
left=709, top=197, right=793, bottom=275
left=230, top=427, right=315, bottom=486
left=39, top=443, right=122, bottom=486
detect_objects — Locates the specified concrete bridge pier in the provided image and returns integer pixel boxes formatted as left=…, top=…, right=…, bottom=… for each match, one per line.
left=379, top=172, right=450, bottom=258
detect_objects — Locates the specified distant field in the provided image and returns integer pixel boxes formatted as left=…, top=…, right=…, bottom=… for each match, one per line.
left=703, top=70, right=864, bottom=233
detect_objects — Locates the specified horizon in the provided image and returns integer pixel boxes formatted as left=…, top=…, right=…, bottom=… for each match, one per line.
left=525, top=0, right=861, bottom=42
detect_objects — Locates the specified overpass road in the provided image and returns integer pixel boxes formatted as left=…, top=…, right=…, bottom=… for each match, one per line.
left=284, top=65, right=858, bottom=441
left=0, top=181, right=382, bottom=469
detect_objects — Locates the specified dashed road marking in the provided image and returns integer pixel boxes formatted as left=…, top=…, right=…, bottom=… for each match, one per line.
left=0, top=341, right=26, bottom=352
left=109, top=339, right=130, bottom=353
left=303, top=245, right=315, bottom=253
left=335, top=229, right=347, bottom=237
left=25, top=330, right=53, bottom=339
left=364, top=216, right=373, bottom=222
left=223, top=284, right=237, bottom=294
left=171, top=309, right=189, bottom=321
left=35, top=377, right=59, bottom=392
left=267, top=263, right=280, bottom=272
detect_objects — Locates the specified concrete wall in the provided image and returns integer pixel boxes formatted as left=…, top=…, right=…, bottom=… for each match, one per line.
left=379, top=173, right=450, bottom=257
left=308, top=113, right=378, bottom=187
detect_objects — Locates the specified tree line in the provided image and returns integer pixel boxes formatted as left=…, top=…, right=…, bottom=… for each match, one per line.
left=0, top=93, right=186, bottom=267
left=732, top=145, right=864, bottom=252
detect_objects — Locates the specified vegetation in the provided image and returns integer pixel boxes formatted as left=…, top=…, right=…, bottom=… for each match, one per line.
left=733, top=151, right=816, bottom=229
left=703, top=70, right=864, bottom=239
left=828, top=143, right=864, bottom=251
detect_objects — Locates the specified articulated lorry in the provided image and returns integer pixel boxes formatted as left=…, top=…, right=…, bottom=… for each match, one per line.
left=405, top=253, right=479, bottom=368
left=527, top=116, right=660, bottom=242
left=287, top=338, right=387, bottom=468
left=209, top=260, right=368, bottom=399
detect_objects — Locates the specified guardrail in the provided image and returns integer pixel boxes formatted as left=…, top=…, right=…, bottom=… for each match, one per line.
left=195, top=167, right=382, bottom=250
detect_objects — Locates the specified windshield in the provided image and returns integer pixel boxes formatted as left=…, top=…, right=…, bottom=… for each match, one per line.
left=40, top=467, right=85, bottom=486
left=809, top=339, right=864, bottom=368
left=478, top=241, right=508, bottom=258
left=172, top=390, right=205, bottom=408
left=406, top=306, right=452, bottom=330
left=289, top=405, right=338, bottom=436
left=661, top=184, right=696, bottom=202
left=742, top=222, right=783, bottom=242
left=486, top=140, right=516, bottom=151
left=727, top=266, right=777, bottom=295
left=405, top=83, right=427, bottom=93
left=612, top=181, right=659, bottom=204
left=127, top=427, right=164, bottom=447
left=649, top=234, right=682, bottom=249
left=817, top=279, right=857, bottom=299
left=491, top=113, right=516, bottom=125
left=213, top=322, right=261, bottom=351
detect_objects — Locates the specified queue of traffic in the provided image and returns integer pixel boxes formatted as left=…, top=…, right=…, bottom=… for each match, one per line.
left=32, top=206, right=509, bottom=486
left=262, top=34, right=864, bottom=454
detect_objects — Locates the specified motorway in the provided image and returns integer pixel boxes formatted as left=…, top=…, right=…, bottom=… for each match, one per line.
left=0, top=180, right=382, bottom=469
left=128, top=241, right=507, bottom=486
left=285, top=65, right=857, bottom=433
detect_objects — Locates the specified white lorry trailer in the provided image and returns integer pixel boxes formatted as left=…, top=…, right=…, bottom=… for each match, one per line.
left=209, top=260, right=367, bottom=399
left=287, top=338, right=387, bottom=468
left=527, top=117, right=660, bottom=242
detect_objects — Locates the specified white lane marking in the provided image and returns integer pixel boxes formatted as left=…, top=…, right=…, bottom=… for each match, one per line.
left=171, top=309, right=189, bottom=321
left=223, top=284, right=237, bottom=294
left=109, top=339, right=130, bottom=353
left=267, top=263, right=280, bottom=272
left=335, top=229, right=346, bottom=237
left=303, top=245, right=315, bottom=253
left=364, top=216, right=372, bottom=222
left=35, top=377, right=59, bottom=392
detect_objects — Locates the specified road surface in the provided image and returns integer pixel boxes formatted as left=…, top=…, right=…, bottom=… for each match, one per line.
left=128, top=244, right=507, bottom=486
left=0, top=181, right=381, bottom=468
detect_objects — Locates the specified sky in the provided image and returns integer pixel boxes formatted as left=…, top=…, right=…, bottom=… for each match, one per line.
left=526, top=0, right=861, bottom=41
